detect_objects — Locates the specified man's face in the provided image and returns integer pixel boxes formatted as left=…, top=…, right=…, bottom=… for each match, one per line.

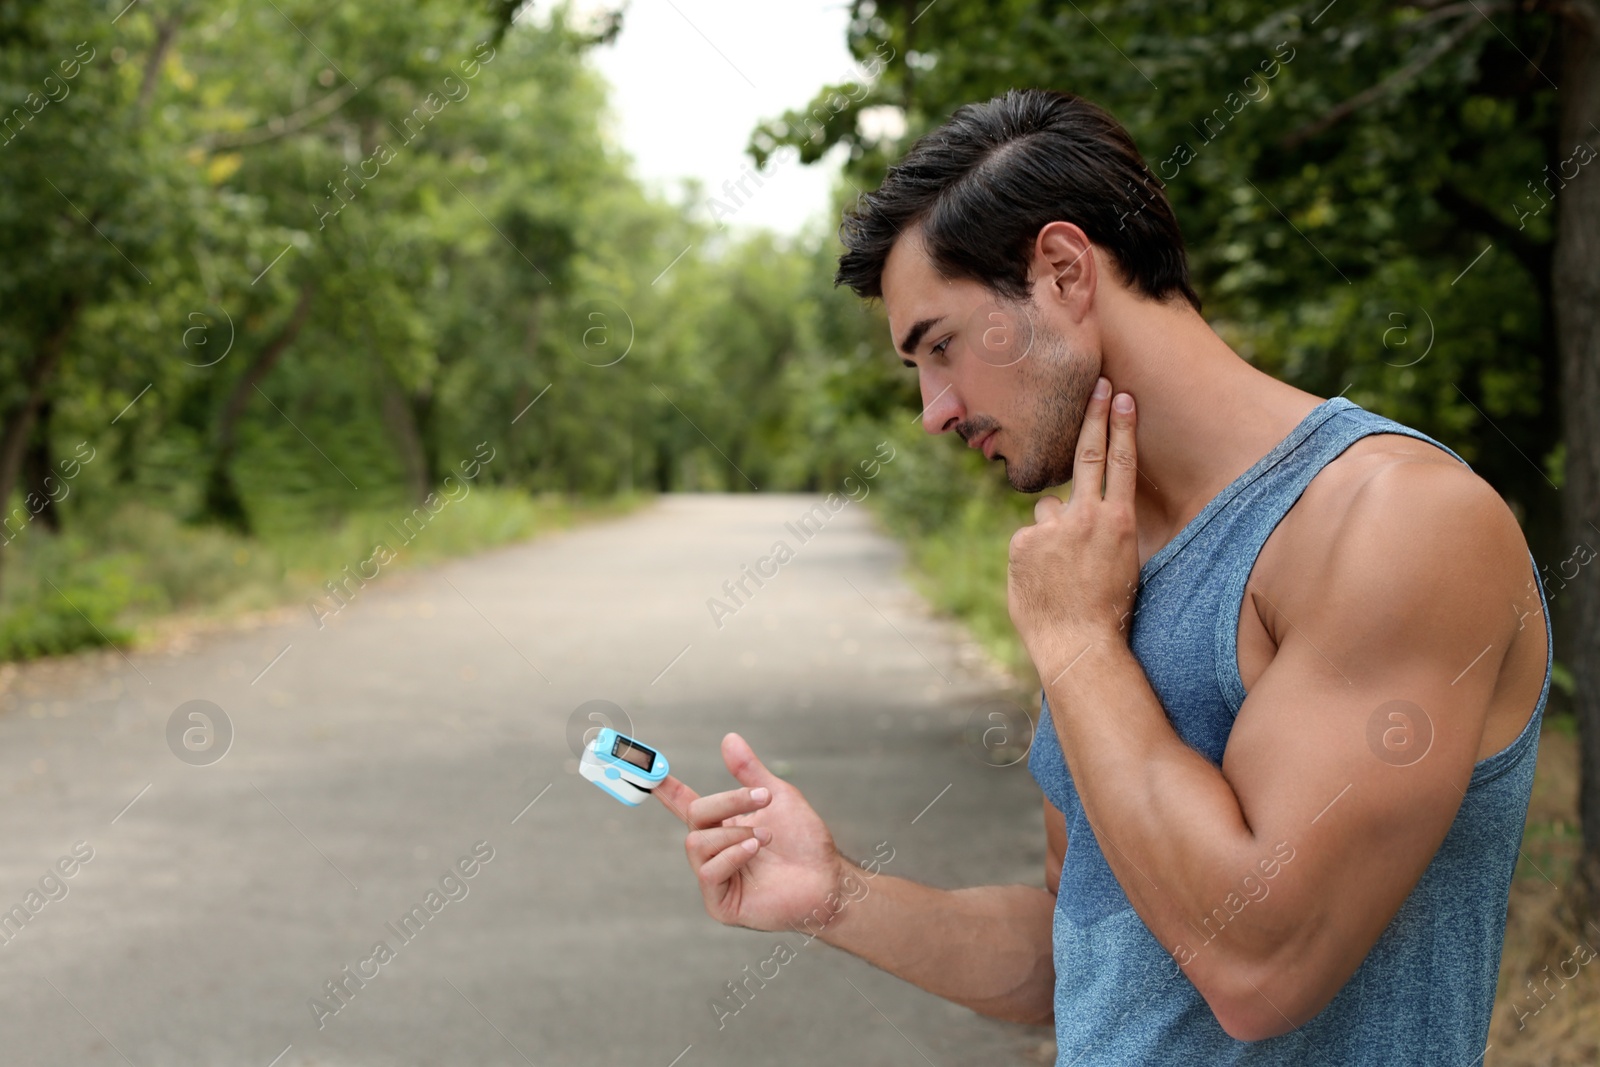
left=881, top=230, right=1101, bottom=493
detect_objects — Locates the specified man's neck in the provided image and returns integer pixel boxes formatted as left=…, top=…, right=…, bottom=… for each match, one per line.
left=1095, top=295, right=1326, bottom=568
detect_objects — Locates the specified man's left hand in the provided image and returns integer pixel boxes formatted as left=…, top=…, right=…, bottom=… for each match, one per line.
left=1006, top=376, right=1141, bottom=676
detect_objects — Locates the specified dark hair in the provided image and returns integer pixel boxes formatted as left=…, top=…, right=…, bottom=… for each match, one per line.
left=835, top=89, right=1201, bottom=312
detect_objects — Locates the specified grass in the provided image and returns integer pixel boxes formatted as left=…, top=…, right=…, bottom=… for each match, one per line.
left=0, top=487, right=649, bottom=661
left=874, top=485, right=1041, bottom=684
left=1490, top=720, right=1598, bottom=1067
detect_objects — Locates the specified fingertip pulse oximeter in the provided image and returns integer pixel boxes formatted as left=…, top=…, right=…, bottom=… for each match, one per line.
left=580, top=728, right=668, bottom=806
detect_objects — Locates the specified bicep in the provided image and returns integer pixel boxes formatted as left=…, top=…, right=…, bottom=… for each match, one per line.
left=1222, top=622, right=1487, bottom=967
left=1044, top=797, right=1066, bottom=896
left=1215, top=467, right=1523, bottom=1021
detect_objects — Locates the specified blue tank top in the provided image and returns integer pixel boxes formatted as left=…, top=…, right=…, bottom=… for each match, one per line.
left=1028, top=395, right=1552, bottom=1065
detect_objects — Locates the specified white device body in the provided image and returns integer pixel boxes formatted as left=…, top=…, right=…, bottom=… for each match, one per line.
left=579, top=728, right=667, bottom=807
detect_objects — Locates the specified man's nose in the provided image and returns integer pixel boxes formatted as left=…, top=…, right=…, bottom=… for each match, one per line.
left=919, top=376, right=962, bottom=436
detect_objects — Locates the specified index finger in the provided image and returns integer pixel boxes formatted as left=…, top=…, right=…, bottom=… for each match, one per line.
left=653, top=774, right=700, bottom=826
left=687, top=785, right=773, bottom=829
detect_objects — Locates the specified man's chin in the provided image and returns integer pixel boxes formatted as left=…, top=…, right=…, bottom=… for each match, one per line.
left=1002, top=454, right=1075, bottom=495
left=1005, top=467, right=1067, bottom=496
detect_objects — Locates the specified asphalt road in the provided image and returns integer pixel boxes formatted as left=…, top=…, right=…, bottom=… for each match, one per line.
left=0, top=493, right=1055, bottom=1067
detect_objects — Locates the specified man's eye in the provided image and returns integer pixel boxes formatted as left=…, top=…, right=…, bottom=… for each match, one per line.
left=932, top=338, right=951, bottom=357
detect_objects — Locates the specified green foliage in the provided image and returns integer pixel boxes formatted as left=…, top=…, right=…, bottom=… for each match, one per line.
left=878, top=487, right=1039, bottom=679
left=0, top=561, right=142, bottom=661
left=0, top=0, right=887, bottom=657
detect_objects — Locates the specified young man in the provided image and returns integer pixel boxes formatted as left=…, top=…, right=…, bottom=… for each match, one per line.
left=655, top=89, right=1552, bottom=1063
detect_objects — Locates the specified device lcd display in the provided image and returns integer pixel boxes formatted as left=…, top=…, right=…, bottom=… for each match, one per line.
left=612, top=736, right=656, bottom=772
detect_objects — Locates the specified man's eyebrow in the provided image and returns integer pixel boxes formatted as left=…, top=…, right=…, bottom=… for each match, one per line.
left=897, top=316, right=943, bottom=358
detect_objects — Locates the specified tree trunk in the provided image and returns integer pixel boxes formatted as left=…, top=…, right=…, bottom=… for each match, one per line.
left=203, top=283, right=315, bottom=532
left=409, top=390, right=440, bottom=490
left=653, top=445, right=672, bottom=492
left=137, top=13, right=182, bottom=112
left=1554, top=0, right=1600, bottom=918
left=0, top=293, right=80, bottom=596
left=21, top=397, right=60, bottom=533
left=380, top=381, right=431, bottom=504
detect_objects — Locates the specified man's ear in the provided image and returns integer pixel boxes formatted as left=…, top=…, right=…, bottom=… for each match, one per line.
left=1031, top=221, right=1096, bottom=321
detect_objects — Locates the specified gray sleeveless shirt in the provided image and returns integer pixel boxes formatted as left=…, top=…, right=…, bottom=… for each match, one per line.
left=1028, top=395, right=1552, bottom=1064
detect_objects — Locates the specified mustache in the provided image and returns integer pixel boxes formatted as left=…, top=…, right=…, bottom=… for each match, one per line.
left=957, top=418, right=999, bottom=444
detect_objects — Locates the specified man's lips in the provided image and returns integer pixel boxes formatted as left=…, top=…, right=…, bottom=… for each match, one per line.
left=970, top=429, right=998, bottom=459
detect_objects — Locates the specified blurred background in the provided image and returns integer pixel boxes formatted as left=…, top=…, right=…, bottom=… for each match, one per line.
left=0, top=0, right=1595, bottom=1063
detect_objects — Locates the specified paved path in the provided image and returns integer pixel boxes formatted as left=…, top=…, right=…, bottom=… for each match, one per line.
left=0, top=494, right=1054, bottom=1066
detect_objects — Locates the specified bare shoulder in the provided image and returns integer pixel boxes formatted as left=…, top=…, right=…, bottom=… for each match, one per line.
left=1255, top=431, right=1545, bottom=755
left=1259, top=432, right=1526, bottom=616
left=1323, top=433, right=1526, bottom=599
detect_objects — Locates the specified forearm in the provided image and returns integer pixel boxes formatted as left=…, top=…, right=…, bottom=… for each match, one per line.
left=815, top=865, right=1057, bottom=1025
left=1039, top=638, right=1265, bottom=963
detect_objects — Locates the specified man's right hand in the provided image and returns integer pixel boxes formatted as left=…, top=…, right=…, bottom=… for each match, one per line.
left=654, top=732, right=845, bottom=933
left=657, top=732, right=1059, bottom=1026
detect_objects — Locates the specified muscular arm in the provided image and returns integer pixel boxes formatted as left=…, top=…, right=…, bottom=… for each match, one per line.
left=816, top=798, right=1063, bottom=1025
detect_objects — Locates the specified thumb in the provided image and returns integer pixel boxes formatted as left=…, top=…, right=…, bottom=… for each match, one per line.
left=722, top=732, right=781, bottom=791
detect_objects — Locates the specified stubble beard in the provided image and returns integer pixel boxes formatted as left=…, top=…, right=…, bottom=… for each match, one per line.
left=1002, top=323, right=1100, bottom=494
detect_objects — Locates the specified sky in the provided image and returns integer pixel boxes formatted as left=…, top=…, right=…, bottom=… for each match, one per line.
left=580, top=0, right=858, bottom=236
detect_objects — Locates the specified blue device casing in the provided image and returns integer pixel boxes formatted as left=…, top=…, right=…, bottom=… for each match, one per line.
left=580, top=728, right=668, bottom=806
